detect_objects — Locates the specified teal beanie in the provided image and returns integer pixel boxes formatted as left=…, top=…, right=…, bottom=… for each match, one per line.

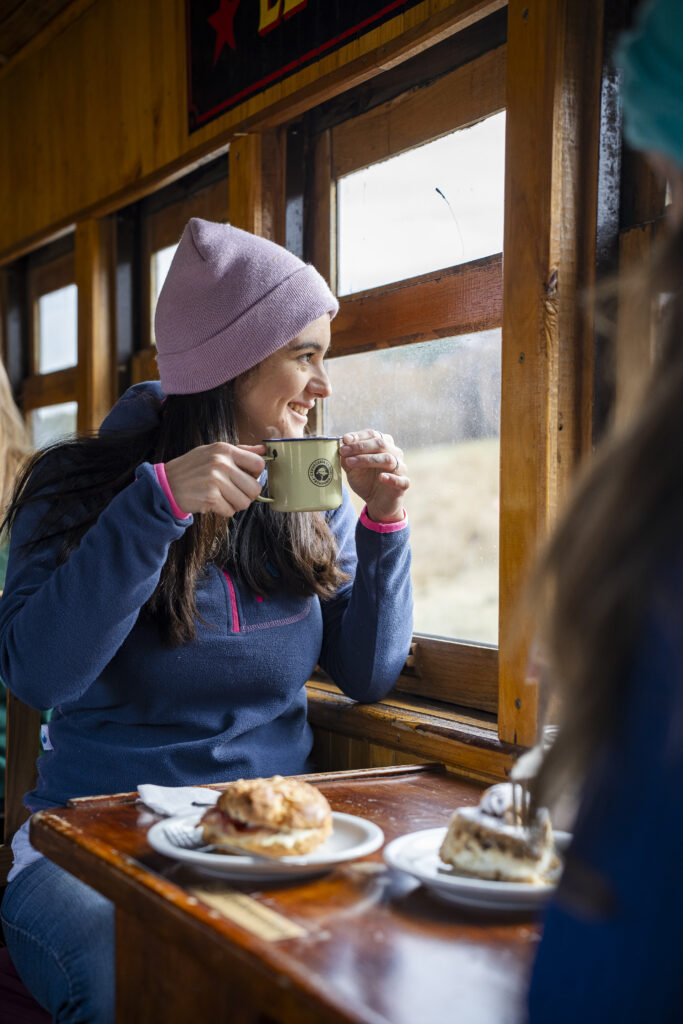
left=614, top=0, right=683, bottom=169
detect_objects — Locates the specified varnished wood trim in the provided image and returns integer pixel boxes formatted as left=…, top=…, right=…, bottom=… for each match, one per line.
left=332, top=44, right=505, bottom=179
left=394, top=637, right=497, bottom=712
left=498, top=0, right=602, bottom=746
left=229, top=135, right=263, bottom=236
left=308, top=129, right=334, bottom=287
left=76, top=218, right=116, bottom=431
left=261, top=128, right=287, bottom=245
left=331, top=253, right=502, bottom=356
left=306, top=683, right=519, bottom=784
left=21, top=366, right=78, bottom=411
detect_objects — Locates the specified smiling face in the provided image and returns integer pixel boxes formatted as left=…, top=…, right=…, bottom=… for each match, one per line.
left=233, top=314, right=332, bottom=443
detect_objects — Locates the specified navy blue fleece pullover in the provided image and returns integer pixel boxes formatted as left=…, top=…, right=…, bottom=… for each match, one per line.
left=0, top=383, right=413, bottom=812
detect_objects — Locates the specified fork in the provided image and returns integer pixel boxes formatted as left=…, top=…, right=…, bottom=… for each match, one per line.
left=161, top=819, right=276, bottom=860
left=511, top=779, right=530, bottom=828
left=510, top=743, right=545, bottom=827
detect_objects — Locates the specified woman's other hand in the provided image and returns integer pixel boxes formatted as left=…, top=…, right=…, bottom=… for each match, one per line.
left=340, top=429, right=409, bottom=523
left=164, top=442, right=266, bottom=518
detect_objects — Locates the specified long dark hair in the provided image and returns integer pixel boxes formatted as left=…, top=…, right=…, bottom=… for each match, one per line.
left=3, top=379, right=347, bottom=646
left=532, top=223, right=683, bottom=805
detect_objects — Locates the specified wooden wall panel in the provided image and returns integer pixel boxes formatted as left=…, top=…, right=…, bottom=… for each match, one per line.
left=0, top=0, right=504, bottom=264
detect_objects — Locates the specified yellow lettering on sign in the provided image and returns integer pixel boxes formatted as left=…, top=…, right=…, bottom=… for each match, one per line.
left=258, top=0, right=307, bottom=35
left=283, top=0, right=307, bottom=16
left=259, top=0, right=281, bottom=35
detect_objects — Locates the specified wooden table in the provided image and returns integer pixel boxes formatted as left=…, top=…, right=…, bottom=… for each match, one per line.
left=29, top=765, right=540, bottom=1024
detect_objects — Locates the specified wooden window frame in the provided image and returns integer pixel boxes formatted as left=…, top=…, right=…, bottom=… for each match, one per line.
left=24, top=248, right=78, bottom=417
left=307, top=46, right=505, bottom=717
left=303, top=0, right=602, bottom=761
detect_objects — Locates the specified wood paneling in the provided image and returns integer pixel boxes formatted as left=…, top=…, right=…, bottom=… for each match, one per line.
left=0, top=0, right=503, bottom=264
left=311, top=727, right=426, bottom=773
left=0, top=0, right=81, bottom=64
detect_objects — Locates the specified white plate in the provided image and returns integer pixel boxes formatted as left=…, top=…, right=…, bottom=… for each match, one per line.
left=147, top=810, right=384, bottom=880
left=383, top=827, right=572, bottom=911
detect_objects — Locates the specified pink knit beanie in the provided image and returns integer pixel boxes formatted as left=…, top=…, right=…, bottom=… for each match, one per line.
left=155, top=218, right=339, bottom=394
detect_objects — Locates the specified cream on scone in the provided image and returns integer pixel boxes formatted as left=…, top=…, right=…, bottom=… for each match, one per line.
left=200, top=775, right=333, bottom=857
left=438, top=782, right=561, bottom=884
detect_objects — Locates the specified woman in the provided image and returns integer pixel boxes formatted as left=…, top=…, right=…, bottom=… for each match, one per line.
left=0, top=219, right=413, bottom=1022
left=528, top=2, right=683, bottom=1020
left=0, top=358, right=32, bottom=806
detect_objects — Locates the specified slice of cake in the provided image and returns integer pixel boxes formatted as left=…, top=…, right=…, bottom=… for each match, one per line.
left=438, top=782, right=561, bottom=884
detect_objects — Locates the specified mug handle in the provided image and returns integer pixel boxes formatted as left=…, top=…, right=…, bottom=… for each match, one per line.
left=255, top=452, right=275, bottom=504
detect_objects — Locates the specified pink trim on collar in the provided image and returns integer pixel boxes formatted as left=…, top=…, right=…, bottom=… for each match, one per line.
left=153, top=463, right=191, bottom=520
left=359, top=505, right=408, bottom=533
left=222, top=570, right=241, bottom=633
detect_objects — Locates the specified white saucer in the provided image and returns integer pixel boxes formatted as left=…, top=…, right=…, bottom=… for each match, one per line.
left=148, top=810, right=384, bottom=881
left=383, top=827, right=572, bottom=911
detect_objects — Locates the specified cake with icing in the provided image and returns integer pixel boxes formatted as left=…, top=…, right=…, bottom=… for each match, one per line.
left=438, top=782, right=561, bottom=884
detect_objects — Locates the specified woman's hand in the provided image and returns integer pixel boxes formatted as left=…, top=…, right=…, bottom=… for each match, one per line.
left=340, top=429, right=409, bottom=523
left=164, top=442, right=267, bottom=518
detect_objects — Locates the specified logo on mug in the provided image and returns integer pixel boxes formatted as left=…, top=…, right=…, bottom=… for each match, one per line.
left=308, top=458, right=333, bottom=487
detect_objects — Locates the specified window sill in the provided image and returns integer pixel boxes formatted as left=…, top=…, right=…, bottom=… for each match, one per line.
left=306, top=681, right=523, bottom=784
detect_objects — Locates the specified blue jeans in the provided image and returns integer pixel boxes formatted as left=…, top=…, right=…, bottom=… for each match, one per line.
left=1, top=856, right=115, bottom=1023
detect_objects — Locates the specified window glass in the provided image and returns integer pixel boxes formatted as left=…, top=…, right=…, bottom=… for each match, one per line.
left=325, top=330, right=500, bottom=644
left=336, top=111, right=505, bottom=296
left=37, top=285, right=78, bottom=373
left=152, top=245, right=178, bottom=311
left=150, top=244, right=178, bottom=344
left=30, top=402, right=78, bottom=447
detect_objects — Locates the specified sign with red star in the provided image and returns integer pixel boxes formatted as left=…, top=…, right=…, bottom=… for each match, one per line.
left=186, top=0, right=424, bottom=133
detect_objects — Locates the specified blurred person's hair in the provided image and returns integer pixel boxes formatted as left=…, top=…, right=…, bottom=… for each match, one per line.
left=532, top=218, right=683, bottom=807
left=0, top=359, right=31, bottom=518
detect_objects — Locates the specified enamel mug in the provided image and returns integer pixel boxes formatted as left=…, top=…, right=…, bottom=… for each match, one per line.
left=256, top=436, right=342, bottom=512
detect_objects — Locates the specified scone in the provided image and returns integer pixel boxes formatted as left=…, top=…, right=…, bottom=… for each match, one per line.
left=200, top=775, right=333, bottom=857
left=438, top=782, right=561, bottom=884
